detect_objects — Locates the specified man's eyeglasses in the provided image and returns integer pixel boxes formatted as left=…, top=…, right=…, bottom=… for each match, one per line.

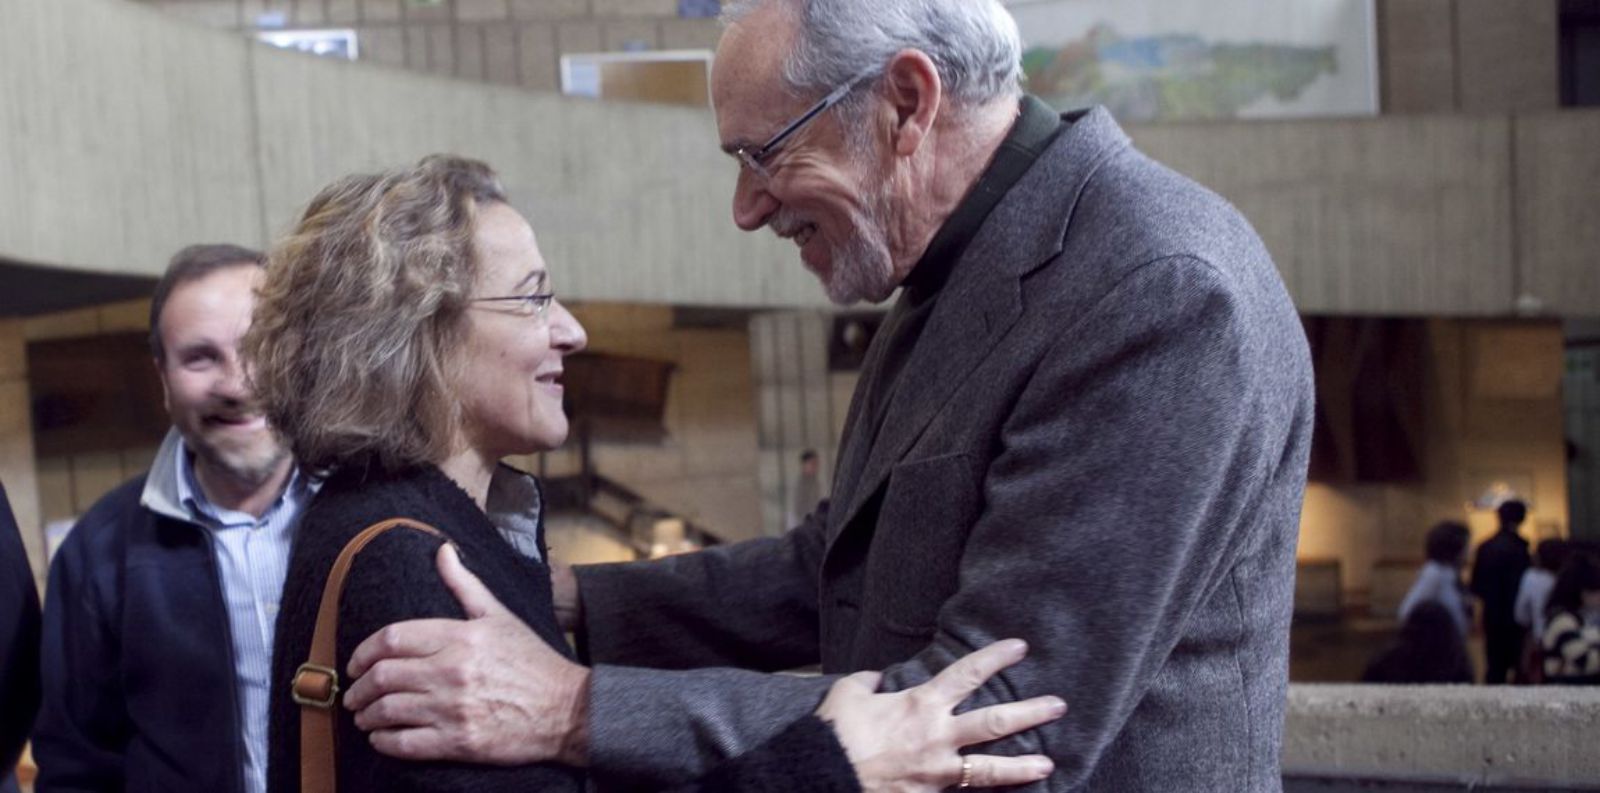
left=732, top=70, right=878, bottom=180
left=471, top=292, right=555, bottom=320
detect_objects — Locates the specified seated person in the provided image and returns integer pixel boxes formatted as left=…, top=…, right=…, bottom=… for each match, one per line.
left=247, top=155, right=1062, bottom=792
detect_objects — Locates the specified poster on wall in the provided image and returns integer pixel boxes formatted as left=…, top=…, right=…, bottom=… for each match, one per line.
left=1004, top=0, right=1377, bottom=121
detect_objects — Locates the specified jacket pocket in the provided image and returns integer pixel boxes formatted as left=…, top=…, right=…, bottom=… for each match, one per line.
left=863, top=451, right=981, bottom=636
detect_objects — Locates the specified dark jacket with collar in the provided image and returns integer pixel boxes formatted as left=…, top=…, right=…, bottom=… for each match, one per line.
left=574, top=102, right=1314, bottom=792
left=34, top=458, right=249, bottom=792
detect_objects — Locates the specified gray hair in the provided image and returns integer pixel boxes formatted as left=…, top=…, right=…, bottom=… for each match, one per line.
left=722, top=0, right=1023, bottom=111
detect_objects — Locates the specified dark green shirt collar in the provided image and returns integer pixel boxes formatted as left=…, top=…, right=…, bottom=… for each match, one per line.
left=900, top=95, right=1064, bottom=300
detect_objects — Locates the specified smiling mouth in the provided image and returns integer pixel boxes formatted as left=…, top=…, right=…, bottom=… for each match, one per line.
left=205, top=414, right=267, bottom=431
left=777, top=223, right=818, bottom=249
left=535, top=371, right=563, bottom=386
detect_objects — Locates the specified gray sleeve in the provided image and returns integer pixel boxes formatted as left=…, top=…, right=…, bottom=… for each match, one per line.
left=573, top=508, right=837, bottom=789
left=585, top=664, right=836, bottom=790
left=573, top=504, right=829, bottom=672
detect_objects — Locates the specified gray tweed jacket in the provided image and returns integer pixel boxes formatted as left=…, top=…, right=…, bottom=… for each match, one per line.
left=574, top=105, right=1313, bottom=792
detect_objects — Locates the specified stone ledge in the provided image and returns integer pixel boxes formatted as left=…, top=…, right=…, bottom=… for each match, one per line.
left=1285, top=684, right=1600, bottom=787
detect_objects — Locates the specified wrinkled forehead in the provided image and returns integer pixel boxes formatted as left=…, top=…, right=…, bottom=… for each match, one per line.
left=711, top=5, right=803, bottom=147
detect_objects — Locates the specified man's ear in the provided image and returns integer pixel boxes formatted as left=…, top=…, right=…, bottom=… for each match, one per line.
left=881, top=49, right=941, bottom=158
left=154, top=357, right=172, bottom=415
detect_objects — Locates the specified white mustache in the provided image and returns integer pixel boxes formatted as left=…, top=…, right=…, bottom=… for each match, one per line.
left=769, top=209, right=811, bottom=239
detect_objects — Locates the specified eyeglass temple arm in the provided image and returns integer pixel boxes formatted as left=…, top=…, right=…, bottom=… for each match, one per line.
left=761, top=77, right=867, bottom=155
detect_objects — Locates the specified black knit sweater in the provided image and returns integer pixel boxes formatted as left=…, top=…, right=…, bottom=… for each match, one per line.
left=266, top=463, right=585, bottom=792
left=266, top=463, right=860, bottom=793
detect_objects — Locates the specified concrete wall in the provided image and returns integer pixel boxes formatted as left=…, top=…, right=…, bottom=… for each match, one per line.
left=1284, top=684, right=1600, bottom=788
left=1514, top=111, right=1600, bottom=317
left=0, top=0, right=817, bottom=307
left=144, top=0, right=722, bottom=92
left=1380, top=0, right=1561, bottom=114
left=4, top=0, right=1600, bottom=318
left=1132, top=116, right=1514, bottom=316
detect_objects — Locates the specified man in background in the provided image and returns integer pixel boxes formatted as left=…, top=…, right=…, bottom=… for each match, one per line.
left=787, top=449, right=822, bottom=529
left=34, top=245, right=312, bottom=793
left=1472, top=499, right=1532, bottom=684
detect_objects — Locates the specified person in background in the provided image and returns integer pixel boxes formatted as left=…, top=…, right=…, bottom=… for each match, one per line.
left=1361, top=601, right=1474, bottom=685
left=1398, top=521, right=1472, bottom=637
left=1514, top=538, right=1571, bottom=681
left=1, top=483, right=40, bottom=793
left=33, top=245, right=313, bottom=793
left=1472, top=499, right=1532, bottom=684
left=787, top=449, right=823, bottom=529
left=1540, top=551, right=1600, bottom=686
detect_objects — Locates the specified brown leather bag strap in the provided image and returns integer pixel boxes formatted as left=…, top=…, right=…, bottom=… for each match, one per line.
left=293, top=518, right=446, bottom=793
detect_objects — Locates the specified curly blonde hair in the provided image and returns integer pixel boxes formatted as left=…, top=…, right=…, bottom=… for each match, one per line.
left=244, top=155, right=508, bottom=474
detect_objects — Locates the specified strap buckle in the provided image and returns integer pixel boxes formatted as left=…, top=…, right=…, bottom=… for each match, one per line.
left=291, top=662, right=341, bottom=709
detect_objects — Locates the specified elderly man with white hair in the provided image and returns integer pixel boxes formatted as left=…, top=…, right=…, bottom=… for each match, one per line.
left=341, top=1, right=1314, bottom=790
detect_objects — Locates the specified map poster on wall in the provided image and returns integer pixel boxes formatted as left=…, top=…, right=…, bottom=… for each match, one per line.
left=1004, top=0, right=1377, bottom=121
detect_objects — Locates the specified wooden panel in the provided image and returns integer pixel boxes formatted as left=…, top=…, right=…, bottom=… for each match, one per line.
left=121, top=445, right=161, bottom=479
left=24, top=308, right=101, bottom=342
left=35, top=456, right=75, bottom=524
left=97, top=298, right=154, bottom=334
left=1467, top=322, right=1563, bottom=400
left=598, top=59, right=708, bottom=107
left=70, top=452, right=128, bottom=514
left=0, top=319, right=22, bottom=381
left=28, top=333, right=169, bottom=457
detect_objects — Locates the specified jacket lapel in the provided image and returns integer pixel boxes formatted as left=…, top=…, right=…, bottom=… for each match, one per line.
left=824, top=107, right=1132, bottom=550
